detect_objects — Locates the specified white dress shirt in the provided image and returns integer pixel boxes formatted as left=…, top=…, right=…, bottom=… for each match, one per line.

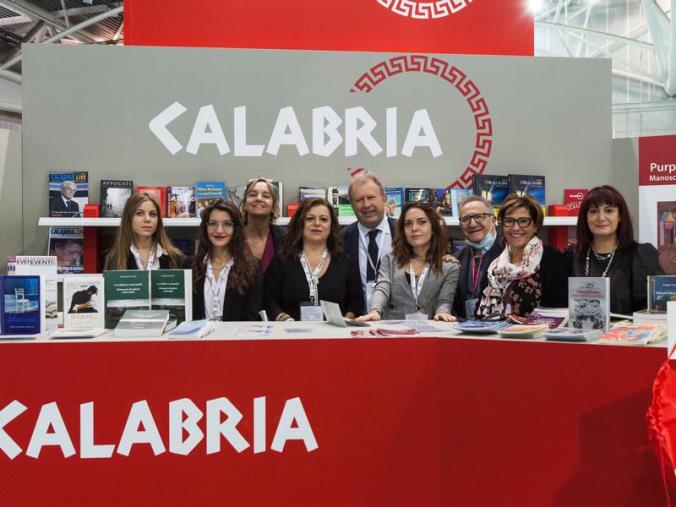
left=130, top=244, right=165, bottom=270
left=356, top=216, right=393, bottom=288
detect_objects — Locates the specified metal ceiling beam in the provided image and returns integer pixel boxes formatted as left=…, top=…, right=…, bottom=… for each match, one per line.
left=0, top=0, right=97, bottom=43
left=536, top=21, right=655, bottom=50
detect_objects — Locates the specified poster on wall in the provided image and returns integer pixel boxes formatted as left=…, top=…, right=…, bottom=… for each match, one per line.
left=638, top=135, right=676, bottom=274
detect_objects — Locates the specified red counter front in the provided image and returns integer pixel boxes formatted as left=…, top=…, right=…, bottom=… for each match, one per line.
left=0, top=336, right=666, bottom=505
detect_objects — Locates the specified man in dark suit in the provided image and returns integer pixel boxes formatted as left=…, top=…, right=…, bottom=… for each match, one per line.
left=49, top=180, right=80, bottom=217
left=452, top=195, right=503, bottom=320
left=341, top=172, right=397, bottom=313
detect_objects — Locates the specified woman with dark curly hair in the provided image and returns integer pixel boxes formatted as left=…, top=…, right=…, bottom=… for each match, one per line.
left=264, top=197, right=364, bottom=321
left=357, top=201, right=459, bottom=322
left=185, top=200, right=263, bottom=321
left=565, top=185, right=663, bottom=314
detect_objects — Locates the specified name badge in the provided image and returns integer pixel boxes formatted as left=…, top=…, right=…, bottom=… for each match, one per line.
left=365, top=281, right=376, bottom=309
left=405, top=311, right=428, bottom=321
left=465, top=298, right=479, bottom=321
left=300, top=303, right=324, bottom=322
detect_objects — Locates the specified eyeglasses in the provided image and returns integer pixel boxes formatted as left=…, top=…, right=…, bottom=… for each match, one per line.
left=459, top=213, right=493, bottom=225
left=501, top=217, right=533, bottom=228
left=207, top=220, right=235, bottom=229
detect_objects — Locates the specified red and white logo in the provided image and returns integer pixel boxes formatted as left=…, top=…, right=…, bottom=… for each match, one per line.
left=376, top=0, right=474, bottom=19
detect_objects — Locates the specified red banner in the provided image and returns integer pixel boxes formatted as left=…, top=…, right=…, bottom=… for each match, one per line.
left=124, top=0, right=533, bottom=56
left=0, top=337, right=665, bottom=505
left=639, top=134, right=676, bottom=186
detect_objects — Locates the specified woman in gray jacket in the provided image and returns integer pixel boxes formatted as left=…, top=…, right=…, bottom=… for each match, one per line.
left=357, top=201, right=459, bottom=322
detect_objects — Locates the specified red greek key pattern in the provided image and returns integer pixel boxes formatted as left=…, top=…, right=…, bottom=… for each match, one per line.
left=376, top=0, right=474, bottom=19
left=351, top=54, right=493, bottom=190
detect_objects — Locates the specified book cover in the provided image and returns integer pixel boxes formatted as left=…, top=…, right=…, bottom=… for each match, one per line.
left=563, top=189, right=588, bottom=217
left=13, top=256, right=58, bottom=331
left=103, top=270, right=151, bottom=329
left=404, top=187, right=433, bottom=204
left=168, top=186, right=196, bottom=218
left=450, top=188, right=473, bottom=217
left=225, top=185, right=247, bottom=211
left=100, top=180, right=133, bottom=218
left=327, top=185, right=353, bottom=217
left=657, top=201, right=676, bottom=275
left=113, top=309, right=171, bottom=338
left=195, top=181, right=226, bottom=218
left=150, top=269, right=192, bottom=325
left=472, top=174, right=509, bottom=210
left=271, top=181, right=284, bottom=217
left=384, top=187, right=404, bottom=218
left=0, top=275, right=41, bottom=335
left=48, top=171, right=88, bottom=218
left=298, top=186, right=326, bottom=201
left=508, top=174, right=546, bottom=211
left=435, top=188, right=453, bottom=217
left=48, top=227, right=84, bottom=274
left=63, top=274, right=105, bottom=330
left=601, top=324, right=666, bottom=345
left=568, top=277, right=610, bottom=331
left=648, top=275, right=676, bottom=312
left=136, top=186, right=168, bottom=217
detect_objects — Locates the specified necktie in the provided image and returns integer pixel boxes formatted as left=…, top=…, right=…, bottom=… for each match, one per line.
left=366, top=229, right=380, bottom=282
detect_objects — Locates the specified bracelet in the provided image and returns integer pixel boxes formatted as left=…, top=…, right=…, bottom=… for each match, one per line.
left=276, top=313, right=291, bottom=322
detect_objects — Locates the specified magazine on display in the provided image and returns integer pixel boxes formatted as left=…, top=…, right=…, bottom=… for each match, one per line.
left=384, top=187, right=404, bottom=218
left=195, top=181, right=226, bottom=216
left=168, top=186, right=195, bottom=218
left=10, top=256, right=58, bottom=331
left=507, top=174, right=546, bottom=215
left=647, top=275, right=676, bottom=312
left=136, top=186, right=168, bottom=217
left=472, top=174, right=509, bottom=210
left=150, top=270, right=192, bottom=325
left=48, top=171, right=88, bottom=218
left=100, top=180, right=133, bottom=218
left=48, top=227, right=84, bottom=274
left=601, top=323, right=666, bottom=345
left=568, top=277, right=610, bottom=332
left=0, top=275, right=41, bottom=335
left=63, top=274, right=105, bottom=330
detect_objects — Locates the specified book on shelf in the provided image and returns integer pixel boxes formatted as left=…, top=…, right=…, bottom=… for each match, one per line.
left=63, top=274, right=105, bottom=330
left=113, top=309, right=176, bottom=338
left=136, top=186, right=168, bottom=217
left=326, top=185, right=353, bottom=217
left=48, top=171, right=88, bottom=218
left=405, top=187, right=433, bottom=204
left=472, top=174, right=509, bottom=210
left=225, top=185, right=247, bottom=211
left=150, top=269, right=192, bottom=325
left=298, top=186, right=326, bottom=201
left=563, top=189, right=588, bottom=217
left=657, top=201, right=676, bottom=275
left=384, top=187, right=404, bottom=219
left=168, top=186, right=196, bottom=218
left=647, top=275, right=676, bottom=312
left=0, top=275, right=41, bottom=335
left=195, top=181, right=226, bottom=218
left=568, top=277, right=610, bottom=332
left=601, top=323, right=666, bottom=345
left=434, top=188, right=454, bottom=217
left=450, top=188, right=473, bottom=217
left=271, top=181, right=284, bottom=218
left=10, top=256, right=58, bottom=331
left=48, top=227, right=84, bottom=274
left=100, top=180, right=133, bottom=218
left=507, top=174, right=546, bottom=215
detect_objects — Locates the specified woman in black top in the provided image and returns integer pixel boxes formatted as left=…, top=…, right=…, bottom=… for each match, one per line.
left=565, top=185, right=664, bottom=314
left=264, top=197, right=364, bottom=321
left=185, top=200, right=263, bottom=321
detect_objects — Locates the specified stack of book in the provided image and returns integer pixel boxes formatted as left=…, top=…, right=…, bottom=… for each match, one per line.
left=600, top=324, right=667, bottom=345
left=454, top=320, right=509, bottom=334
left=499, top=324, right=549, bottom=339
left=544, top=327, right=603, bottom=342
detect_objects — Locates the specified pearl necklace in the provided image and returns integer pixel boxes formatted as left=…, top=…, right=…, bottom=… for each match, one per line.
left=584, top=245, right=616, bottom=277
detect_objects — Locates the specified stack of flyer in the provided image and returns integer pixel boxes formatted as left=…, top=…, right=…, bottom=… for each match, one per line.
left=455, top=320, right=509, bottom=334
left=600, top=324, right=667, bottom=345
left=545, top=327, right=603, bottom=342
left=499, top=324, right=549, bottom=339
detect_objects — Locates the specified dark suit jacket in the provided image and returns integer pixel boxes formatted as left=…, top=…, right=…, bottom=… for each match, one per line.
left=452, top=238, right=503, bottom=319
left=184, top=257, right=263, bottom=322
left=341, top=217, right=397, bottom=312
left=50, top=196, right=80, bottom=216
left=126, top=251, right=175, bottom=270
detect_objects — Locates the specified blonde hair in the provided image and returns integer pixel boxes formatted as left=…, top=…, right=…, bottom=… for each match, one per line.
left=240, top=177, right=280, bottom=224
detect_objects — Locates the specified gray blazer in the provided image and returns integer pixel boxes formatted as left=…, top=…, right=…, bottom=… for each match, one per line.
left=369, top=253, right=459, bottom=320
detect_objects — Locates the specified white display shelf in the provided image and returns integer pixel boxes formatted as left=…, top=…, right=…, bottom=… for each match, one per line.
left=39, top=216, right=578, bottom=227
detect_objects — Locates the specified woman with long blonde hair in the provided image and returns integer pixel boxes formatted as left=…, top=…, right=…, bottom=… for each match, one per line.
left=104, top=192, right=183, bottom=270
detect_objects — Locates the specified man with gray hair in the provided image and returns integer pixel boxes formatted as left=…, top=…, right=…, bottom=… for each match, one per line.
left=452, top=195, right=502, bottom=319
left=49, top=180, right=80, bottom=217
left=341, top=171, right=396, bottom=312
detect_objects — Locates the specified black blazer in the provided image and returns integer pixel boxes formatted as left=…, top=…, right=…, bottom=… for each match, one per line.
left=49, top=196, right=80, bottom=216
left=452, top=238, right=503, bottom=319
left=537, top=244, right=569, bottom=308
left=270, top=224, right=286, bottom=252
left=126, top=251, right=175, bottom=270
left=184, top=257, right=263, bottom=321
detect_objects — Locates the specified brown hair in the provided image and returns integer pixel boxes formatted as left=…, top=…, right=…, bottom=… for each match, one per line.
left=497, top=193, right=544, bottom=232
left=192, top=200, right=257, bottom=295
left=104, top=192, right=183, bottom=270
left=281, top=198, right=343, bottom=260
left=240, top=177, right=279, bottom=224
left=393, top=201, right=448, bottom=274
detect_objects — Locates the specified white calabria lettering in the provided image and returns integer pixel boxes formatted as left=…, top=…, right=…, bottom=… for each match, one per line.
left=149, top=102, right=443, bottom=158
left=0, top=397, right=317, bottom=459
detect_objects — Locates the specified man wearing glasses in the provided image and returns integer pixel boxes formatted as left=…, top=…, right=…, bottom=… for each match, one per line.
left=452, top=196, right=502, bottom=319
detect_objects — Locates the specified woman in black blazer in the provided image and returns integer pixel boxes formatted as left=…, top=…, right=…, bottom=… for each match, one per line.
left=185, top=200, right=263, bottom=321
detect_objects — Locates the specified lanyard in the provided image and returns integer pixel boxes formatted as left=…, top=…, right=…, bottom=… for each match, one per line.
left=132, top=246, right=157, bottom=270
left=408, top=262, right=430, bottom=310
left=206, top=258, right=233, bottom=319
left=470, top=255, right=483, bottom=297
left=299, top=249, right=329, bottom=306
left=359, top=228, right=386, bottom=275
